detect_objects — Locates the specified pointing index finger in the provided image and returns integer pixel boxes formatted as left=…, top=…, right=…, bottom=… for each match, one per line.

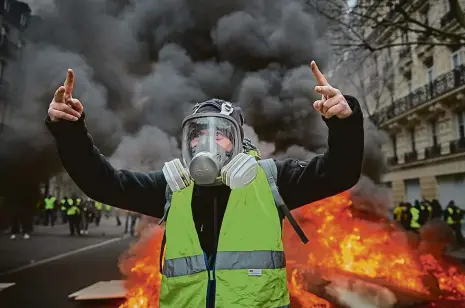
left=64, top=69, right=74, bottom=97
left=311, top=61, right=329, bottom=86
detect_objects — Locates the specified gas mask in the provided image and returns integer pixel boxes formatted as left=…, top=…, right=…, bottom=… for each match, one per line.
left=162, top=100, right=258, bottom=191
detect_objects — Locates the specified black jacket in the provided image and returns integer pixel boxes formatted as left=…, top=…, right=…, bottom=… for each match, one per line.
left=45, top=96, right=364, bottom=258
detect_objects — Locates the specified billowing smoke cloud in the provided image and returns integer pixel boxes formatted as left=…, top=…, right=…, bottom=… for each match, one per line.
left=110, top=125, right=181, bottom=172
left=0, top=0, right=386, bottom=204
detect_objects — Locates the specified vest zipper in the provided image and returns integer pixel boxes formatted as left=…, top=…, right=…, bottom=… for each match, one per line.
left=205, top=196, right=219, bottom=308
left=212, top=197, right=218, bottom=307
left=204, top=252, right=212, bottom=308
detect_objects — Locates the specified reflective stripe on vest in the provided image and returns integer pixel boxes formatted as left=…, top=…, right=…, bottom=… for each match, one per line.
left=160, top=167, right=290, bottom=308
left=60, top=199, right=66, bottom=210
left=447, top=207, right=454, bottom=225
left=162, top=251, right=285, bottom=278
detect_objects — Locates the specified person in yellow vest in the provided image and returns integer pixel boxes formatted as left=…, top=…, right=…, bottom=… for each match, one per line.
left=393, top=202, right=404, bottom=221
left=81, top=198, right=95, bottom=235
left=66, top=197, right=81, bottom=236
left=444, top=201, right=464, bottom=247
left=44, top=193, right=57, bottom=227
left=415, top=200, right=428, bottom=227
left=94, top=201, right=103, bottom=226
left=104, top=204, right=111, bottom=219
left=74, top=195, right=84, bottom=234
left=75, top=196, right=82, bottom=207
left=393, top=202, right=409, bottom=230
left=124, top=210, right=142, bottom=236
left=35, top=199, right=44, bottom=226
left=60, top=196, right=69, bottom=224
left=421, top=198, right=433, bottom=222
left=408, top=202, right=421, bottom=233
left=46, top=64, right=364, bottom=307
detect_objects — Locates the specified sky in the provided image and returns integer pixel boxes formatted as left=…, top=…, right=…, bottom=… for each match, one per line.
left=348, top=0, right=357, bottom=7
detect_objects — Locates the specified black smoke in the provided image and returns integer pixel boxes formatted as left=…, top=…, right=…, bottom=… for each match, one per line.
left=0, top=0, right=386, bottom=203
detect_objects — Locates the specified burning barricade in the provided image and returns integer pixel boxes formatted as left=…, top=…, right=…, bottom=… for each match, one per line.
left=118, top=191, right=465, bottom=308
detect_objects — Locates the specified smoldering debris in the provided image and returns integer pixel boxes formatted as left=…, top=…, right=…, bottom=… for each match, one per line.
left=350, top=175, right=393, bottom=220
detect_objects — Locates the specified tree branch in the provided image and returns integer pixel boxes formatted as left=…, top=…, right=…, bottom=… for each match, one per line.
left=314, top=0, right=465, bottom=54
left=331, top=40, right=462, bottom=50
left=449, top=0, right=465, bottom=30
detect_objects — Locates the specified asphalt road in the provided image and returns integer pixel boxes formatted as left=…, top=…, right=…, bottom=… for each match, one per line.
left=0, top=216, right=126, bottom=273
left=0, top=218, right=135, bottom=308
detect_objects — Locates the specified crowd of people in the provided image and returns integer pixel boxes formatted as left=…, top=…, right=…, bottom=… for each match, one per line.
left=393, top=198, right=465, bottom=246
left=8, top=193, right=142, bottom=239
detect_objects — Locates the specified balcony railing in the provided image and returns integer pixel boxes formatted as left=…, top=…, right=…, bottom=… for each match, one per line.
left=387, top=156, right=398, bottom=166
left=424, top=144, right=441, bottom=159
left=450, top=137, right=465, bottom=154
left=372, top=65, right=465, bottom=125
left=404, top=150, right=418, bottom=163
left=440, top=10, right=455, bottom=28
left=387, top=141, right=465, bottom=168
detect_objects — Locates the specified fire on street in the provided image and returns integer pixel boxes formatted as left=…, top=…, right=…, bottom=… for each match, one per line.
left=118, top=191, right=465, bottom=308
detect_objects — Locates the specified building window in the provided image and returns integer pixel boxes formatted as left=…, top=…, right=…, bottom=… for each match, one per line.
left=427, top=67, right=434, bottom=84
left=410, top=128, right=416, bottom=152
left=392, top=135, right=397, bottom=157
left=458, top=111, right=465, bottom=139
left=452, top=50, right=464, bottom=69
left=431, top=119, right=438, bottom=146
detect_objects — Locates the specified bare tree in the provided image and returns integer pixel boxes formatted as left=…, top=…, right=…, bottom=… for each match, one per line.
left=309, top=0, right=465, bottom=52
left=331, top=46, right=400, bottom=126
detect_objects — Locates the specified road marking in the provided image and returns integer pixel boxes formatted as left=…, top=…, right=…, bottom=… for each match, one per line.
left=0, top=283, right=15, bottom=292
left=0, top=237, right=124, bottom=276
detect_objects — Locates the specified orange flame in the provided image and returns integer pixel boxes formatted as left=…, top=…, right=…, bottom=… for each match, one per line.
left=120, top=191, right=465, bottom=307
left=119, top=226, right=164, bottom=308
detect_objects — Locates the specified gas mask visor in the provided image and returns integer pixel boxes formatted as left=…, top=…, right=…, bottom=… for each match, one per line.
left=181, top=114, right=242, bottom=185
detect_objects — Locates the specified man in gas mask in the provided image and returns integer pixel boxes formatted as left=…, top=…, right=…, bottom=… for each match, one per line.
left=45, top=61, right=364, bottom=307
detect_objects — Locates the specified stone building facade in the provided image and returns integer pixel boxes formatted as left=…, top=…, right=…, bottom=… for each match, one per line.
left=335, top=0, right=465, bottom=208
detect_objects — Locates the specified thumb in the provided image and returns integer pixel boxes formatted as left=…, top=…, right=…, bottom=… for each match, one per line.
left=313, top=100, right=323, bottom=113
left=68, top=98, right=83, bottom=114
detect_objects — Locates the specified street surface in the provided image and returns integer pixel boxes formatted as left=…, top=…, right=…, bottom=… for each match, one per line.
left=0, top=217, right=135, bottom=308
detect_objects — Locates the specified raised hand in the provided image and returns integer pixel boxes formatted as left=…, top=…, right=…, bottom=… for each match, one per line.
left=310, top=61, right=352, bottom=119
left=48, top=69, right=83, bottom=122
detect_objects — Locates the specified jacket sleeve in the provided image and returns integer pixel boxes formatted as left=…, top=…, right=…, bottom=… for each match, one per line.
left=45, top=114, right=167, bottom=218
left=275, top=95, right=364, bottom=210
